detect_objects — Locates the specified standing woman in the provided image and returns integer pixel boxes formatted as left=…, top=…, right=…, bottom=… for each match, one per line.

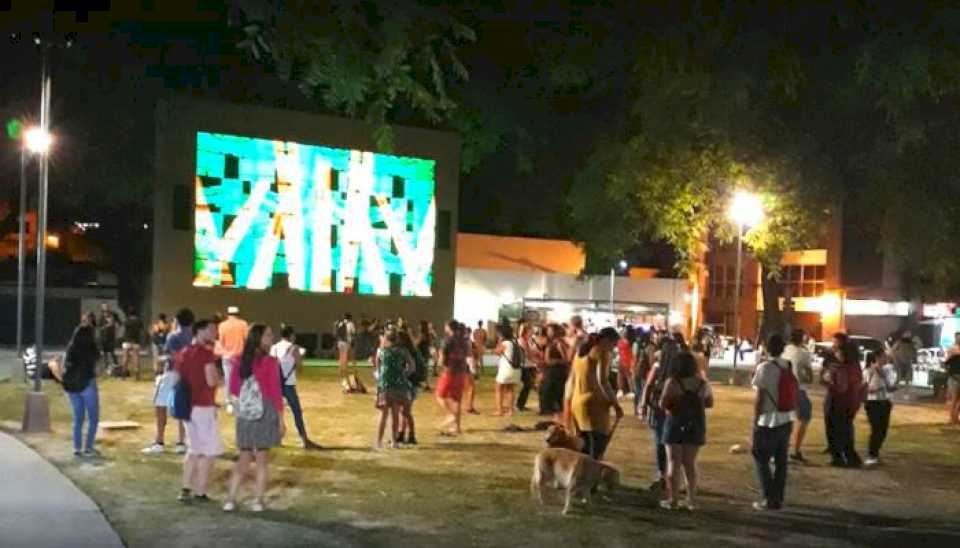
left=224, top=324, right=285, bottom=512
left=617, top=326, right=636, bottom=396
left=416, top=320, right=434, bottom=391
left=435, top=321, right=468, bottom=435
left=397, top=330, right=423, bottom=444
left=493, top=324, right=523, bottom=416
left=61, top=324, right=101, bottom=458
left=373, top=331, right=414, bottom=449
left=568, top=327, right=624, bottom=460
left=824, top=340, right=864, bottom=468
left=515, top=323, right=539, bottom=412
left=270, top=325, right=320, bottom=450
left=658, top=352, right=713, bottom=511
left=540, top=324, right=570, bottom=421
left=862, top=352, right=896, bottom=466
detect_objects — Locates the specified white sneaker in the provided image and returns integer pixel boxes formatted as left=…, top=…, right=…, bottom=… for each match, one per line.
left=222, top=501, right=236, bottom=512
left=864, top=457, right=880, bottom=467
left=250, top=501, right=265, bottom=512
left=174, top=443, right=187, bottom=455
left=141, top=443, right=165, bottom=455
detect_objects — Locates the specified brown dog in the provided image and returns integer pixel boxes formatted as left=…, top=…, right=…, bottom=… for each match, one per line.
left=544, top=423, right=584, bottom=452
left=531, top=448, right=620, bottom=514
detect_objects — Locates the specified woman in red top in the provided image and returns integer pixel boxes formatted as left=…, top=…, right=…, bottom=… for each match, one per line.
left=223, top=324, right=285, bottom=512
left=617, top=327, right=636, bottom=396
left=435, top=320, right=468, bottom=436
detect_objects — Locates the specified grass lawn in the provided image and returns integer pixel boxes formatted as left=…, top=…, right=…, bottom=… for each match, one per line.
left=1, top=367, right=959, bottom=548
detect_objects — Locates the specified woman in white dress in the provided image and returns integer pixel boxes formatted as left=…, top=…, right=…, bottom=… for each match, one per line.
left=493, top=324, right=523, bottom=416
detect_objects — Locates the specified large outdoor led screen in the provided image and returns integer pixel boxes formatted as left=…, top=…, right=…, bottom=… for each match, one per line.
left=193, top=131, right=436, bottom=296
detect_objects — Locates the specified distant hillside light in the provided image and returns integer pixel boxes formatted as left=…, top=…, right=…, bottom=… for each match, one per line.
left=24, top=127, right=52, bottom=155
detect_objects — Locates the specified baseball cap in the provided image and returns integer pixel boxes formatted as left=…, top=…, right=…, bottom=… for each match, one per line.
left=227, top=306, right=240, bottom=315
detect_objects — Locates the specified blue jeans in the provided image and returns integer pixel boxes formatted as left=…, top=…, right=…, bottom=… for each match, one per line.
left=282, top=384, right=307, bottom=440
left=752, top=422, right=792, bottom=508
left=651, top=412, right=667, bottom=479
left=67, top=381, right=99, bottom=452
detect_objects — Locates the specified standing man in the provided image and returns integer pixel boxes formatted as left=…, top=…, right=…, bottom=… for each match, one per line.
left=335, top=313, right=357, bottom=382
left=217, top=306, right=248, bottom=414
left=97, top=303, right=120, bottom=375
left=891, top=332, right=917, bottom=387
left=751, top=334, right=796, bottom=511
left=120, top=307, right=145, bottom=380
left=176, top=319, right=223, bottom=503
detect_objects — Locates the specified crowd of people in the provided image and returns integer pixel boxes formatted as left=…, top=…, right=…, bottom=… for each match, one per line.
left=51, top=303, right=960, bottom=515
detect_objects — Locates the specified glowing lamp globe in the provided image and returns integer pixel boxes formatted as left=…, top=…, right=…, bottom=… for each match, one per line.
left=24, top=127, right=52, bottom=155
left=728, top=191, right=764, bottom=228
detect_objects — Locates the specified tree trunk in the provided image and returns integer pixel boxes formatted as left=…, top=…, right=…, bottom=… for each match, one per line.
left=759, top=264, right=784, bottom=344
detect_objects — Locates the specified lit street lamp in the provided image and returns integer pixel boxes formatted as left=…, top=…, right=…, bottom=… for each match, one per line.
left=22, top=39, right=55, bottom=433
left=16, top=127, right=53, bottom=356
left=610, top=259, right=628, bottom=314
left=727, top=191, right=764, bottom=378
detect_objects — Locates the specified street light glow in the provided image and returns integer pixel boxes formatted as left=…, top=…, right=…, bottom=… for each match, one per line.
left=728, top=191, right=764, bottom=228
left=618, top=260, right=628, bottom=271
left=23, top=127, right=52, bottom=154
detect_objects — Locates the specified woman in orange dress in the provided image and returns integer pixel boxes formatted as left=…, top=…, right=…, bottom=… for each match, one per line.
left=567, top=327, right=624, bottom=460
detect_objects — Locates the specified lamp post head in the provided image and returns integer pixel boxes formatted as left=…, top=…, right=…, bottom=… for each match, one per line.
left=618, top=260, right=628, bottom=271
left=23, top=127, right=52, bottom=155
left=728, top=191, right=764, bottom=228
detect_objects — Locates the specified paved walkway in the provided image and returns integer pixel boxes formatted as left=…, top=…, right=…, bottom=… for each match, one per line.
left=0, top=432, right=123, bottom=548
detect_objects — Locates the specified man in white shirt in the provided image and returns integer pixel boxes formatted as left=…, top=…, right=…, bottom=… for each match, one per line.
left=751, top=334, right=796, bottom=511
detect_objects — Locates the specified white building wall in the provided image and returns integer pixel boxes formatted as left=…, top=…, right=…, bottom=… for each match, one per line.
left=454, top=267, right=687, bottom=327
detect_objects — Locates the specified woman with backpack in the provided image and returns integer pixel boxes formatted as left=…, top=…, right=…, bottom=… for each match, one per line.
left=658, top=352, right=713, bottom=511
left=224, top=324, right=285, bottom=513
left=62, top=324, right=101, bottom=458
left=396, top=330, right=424, bottom=445
left=493, top=324, right=523, bottom=416
left=862, top=351, right=897, bottom=466
left=270, top=325, right=320, bottom=450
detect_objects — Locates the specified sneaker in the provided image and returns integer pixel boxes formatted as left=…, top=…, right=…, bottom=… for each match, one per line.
left=222, top=501, right=236, bottom=512
left=82, top=449, right=102, bottom=459
left=752, top=501, right=769, bottom=511
left=864, top=457, right=880, bottom=467
left=406, top=435, right=418, bottom=446
left=73, top=450, right=83, bottom=459
left=141, top=443, right=165, bottom=455
left=250, top=501, right=265, bottom=512
left=174, top=443, right=187, bottom=455
left=679, top=500, right=697, bottom=512
left=178, top=489, right=193, bottom=504
left=193, top=494, right=212, bottom=503
left=659, top=500, right=678, bottom=511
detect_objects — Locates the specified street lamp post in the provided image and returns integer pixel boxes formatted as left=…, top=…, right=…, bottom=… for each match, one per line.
left=16, top=148, right=28, bottom=356
left=727, top=191, right=764, bottom=382
left=22, top=45, right=53, bottom=433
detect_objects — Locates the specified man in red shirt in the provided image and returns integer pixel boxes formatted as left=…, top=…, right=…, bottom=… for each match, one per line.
left=175, top=319, right=223, bottom=503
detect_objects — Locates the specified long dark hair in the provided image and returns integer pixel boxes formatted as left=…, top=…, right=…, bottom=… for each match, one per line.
left=69, top=325, right=97, bottom=355
left=578, top=327, right=619, bottom=358
left=239, top=323, right=268, bottom=380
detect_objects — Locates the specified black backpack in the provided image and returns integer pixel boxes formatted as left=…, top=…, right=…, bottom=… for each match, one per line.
left=506, top=339, right=525, bottom=369
left=171, top=379, right=192, bottom=421
left=946, top=355, right=960, bottom=378
left=672, top=381, right=705, bottom=436
left=335, top=321, right=349, bottom=341
left=409, top=349, right=428, bottom=385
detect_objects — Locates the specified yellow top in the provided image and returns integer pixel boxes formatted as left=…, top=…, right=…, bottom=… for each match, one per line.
left=569, top=345, right=615, bottom=434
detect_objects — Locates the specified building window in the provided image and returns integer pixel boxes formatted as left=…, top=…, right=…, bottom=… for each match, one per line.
left=783, top=263, right=825, bottom=298
left=709, top=264, right=744, bottom=298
